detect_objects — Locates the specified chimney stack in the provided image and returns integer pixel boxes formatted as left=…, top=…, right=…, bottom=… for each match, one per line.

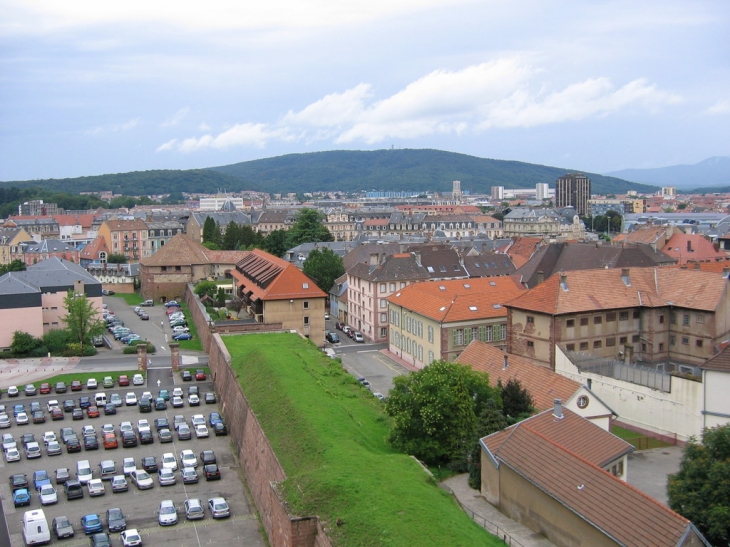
left=553, top=399, right=563, bottom=419
left=413, top=251, right=422, bottom=267
left=537, top=271, right=544, bottom=285
left=369, top=253, right=379, bottom=266
left=621, top=267, right=629, bottom=278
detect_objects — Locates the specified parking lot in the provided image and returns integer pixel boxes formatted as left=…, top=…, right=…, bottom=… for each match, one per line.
left=0, top=369, right=265, bottom=547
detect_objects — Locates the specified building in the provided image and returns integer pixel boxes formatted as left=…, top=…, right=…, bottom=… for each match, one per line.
left=491, top=186, right=505, bottom=200
left=556, top=173, right=591, bottom=216
left=505, top=267, right=730, bottom=368
left=0, top=258, right=103, bottom=348
left=97, top=219, right=150, bottom=263
left=18, top=200, right=60, bottom=216
left=535, top=183, right=550, bottom=201
left=146, top=220, right=184, bottom=254
left=0, top=228, right=33, bottom=265
left=198, top=195, right=245, bottom=211
left=230, top=249, right=327, bottom=341
left=86, top=262, right=139, bottom=294
left=502, top=207, right=585, bottom=239
left=187, top=211, right=253, bottom=243
left=661, top=233, right=726, bottom=265
left=386, top=277, right=525, bottom=368
left=479, top=404, right=709, bottom=547
left=11, top=239, right=81, bottom=266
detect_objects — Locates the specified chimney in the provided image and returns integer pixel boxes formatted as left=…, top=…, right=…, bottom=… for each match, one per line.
left=621, top=267, right=629, bottom=278
left=369, top=253, right=379, bottom=266
left=503, top=355, right=508, bottom=370
left=537, top=271, right=544, bottom=285
left=413, top=251, right=422, bottom=267
left=587, top=378, right=592, bottom=390
left=553, top=399, right=563, bottom=419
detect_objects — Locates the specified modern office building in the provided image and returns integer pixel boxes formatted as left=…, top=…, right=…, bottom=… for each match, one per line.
left=556, top=174, right=591, bottom=216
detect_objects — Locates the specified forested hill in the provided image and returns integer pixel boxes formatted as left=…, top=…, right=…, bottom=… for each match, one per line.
left=1, top=149, right=654, bottom=196
left=210, top=149, right=655, bottom=195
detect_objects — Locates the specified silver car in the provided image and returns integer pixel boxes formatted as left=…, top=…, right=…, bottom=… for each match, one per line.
left=111, top=475, right=128, bottom=493
left=158, top=499, right=178, bottom=526
left=158, top=468, right=176, bottom=486
left=184, top=498, right=205, bottom=520
left=208, top=497, right=230, bottom=518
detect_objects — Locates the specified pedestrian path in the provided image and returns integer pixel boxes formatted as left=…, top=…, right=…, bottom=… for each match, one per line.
left=0, top=356, right=79, bottom=385
left=441, top=474, right=556, bottom=547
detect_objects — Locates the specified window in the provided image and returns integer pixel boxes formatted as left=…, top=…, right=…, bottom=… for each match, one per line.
left=566, top=343, right=575, bottom=351
left=594, top=316, right=602, bottom=325
left=683, top=314, right=690, bottom=326
left=619, top=311, right=629, bottom=321
left=594, top=340, right=602, bottom=349
left=380, top=313, right=387, bottom=323
left=580, top=342, right=589, bottom=350
left=303, top=316, right=310, bottom=326
left=670, top=313, right=677, bottom=324
left=453, top=329, right=464, bottom=346
left=526, top=316, right=534, bottom=324
left=696, top=339, right=704, bottom=348
left=697, top=314, right=704, bottom=324
left=380, top=283, right=386, bottom=292
left=428, top=326, right=434, bottom=343
left=633, top=311, right=640, bottom=319
left=526, top=341, right=534, bottom=348
left=606, top=312, right=616, bottom=322
left=389, top=283, right=396, bottom=291
left=606, top=337, right=616, bottom=347
left=428, top=351, right=434, bottom=364
left=580, top=317, right=589, bottom=326
left=380, top=327, right=387, bottom=338
left=682, top=336, right=689, bottom=345
left=379, top=299, right=387, bottom=309
left=641, top=343, right=647, bottom=352
left=632, top=335, right=640, bottom=343
left=303, top=301, right=310, bottom=309
left=566, top=319, right=575, bottom=328
left=620, top=336, right=627, bottom=344
left=659, top=315, right=664, bottom=324
left=659, top=343, right=664, bottom=351
left=670, top=335, right=676, bottom=345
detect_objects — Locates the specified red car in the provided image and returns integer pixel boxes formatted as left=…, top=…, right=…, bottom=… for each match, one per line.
left=166, top=307, right=181, bottom=315
left=87, top=405, right=100, bottom=418
left=195, top=369, right=207, bottom=381
left=103, top=433, right=118, bottom=449
left=118, top=375, right=129, bottom=387
left=70, top=380, right=82, bottom=391
left=50, top=407, right=64, bottom=421
left=39, top=383, right=51, bottom=395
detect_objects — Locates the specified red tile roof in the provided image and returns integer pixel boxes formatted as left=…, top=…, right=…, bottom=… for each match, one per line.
left=456, top=341, right=581, bottom=411
left=79, top=235, right=110, bottom=260
left=505, top=267, right=728, bottom=314
left=387, top=277, right=525, bottom=322
left=662, top=233, right=726, bottom=265
left=700, top=344, right=730, bottom=372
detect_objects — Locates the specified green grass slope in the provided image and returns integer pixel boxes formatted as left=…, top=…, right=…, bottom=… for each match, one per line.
left=211, top=148, right=657, bottom=195
left=225, top=333, right=499, bottom=547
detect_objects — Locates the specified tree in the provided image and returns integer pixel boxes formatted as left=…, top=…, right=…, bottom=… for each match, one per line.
left=302, top=248, right=345, bottom=293
left=239, top=225, right=264, bottom=249
left=216, top=287, right=226, bottom=306
left=286, top=208, right=333, bottom=247
left=669, top=424, right=730, bottom=545
left=227, top=297, right=244, bottom=316
left=0, top=259, right=26, bottom=276
left=263, top=229, right=288, bottom=257
left=222, top=221, right=242, bottom=250
left=499, top=378, right=535, bottom=423
left=106, top=253, right=128, bottom=264
left=385, top=360, right=503, bottom=467
left=202, top=216, right=218, bottom=244
left=61, top=292, right=105, bottom=351
left=194, top=280, right=218, bottom=298
left=11, top=331, right=41, bottom=355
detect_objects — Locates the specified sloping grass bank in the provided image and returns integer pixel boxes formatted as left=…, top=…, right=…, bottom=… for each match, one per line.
left=225, top=333, right=499, bottom=547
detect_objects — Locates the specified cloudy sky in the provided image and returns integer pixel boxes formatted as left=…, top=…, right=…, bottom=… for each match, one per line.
left=1, top=0, right=728, bottom=181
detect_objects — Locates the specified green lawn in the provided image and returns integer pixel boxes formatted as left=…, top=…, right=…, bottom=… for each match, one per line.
left=109, top=293, right=144, bottom=306
left=611, top=424, right=672, bottom=450
left=174, top=302, right=203, bottom=351
left=225, top=333, right=500, bottom=547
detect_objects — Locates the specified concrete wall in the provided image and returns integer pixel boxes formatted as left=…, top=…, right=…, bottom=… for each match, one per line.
left=0, top=306, right=42, bottom=347
left=207, top=332, right=332, bottom=547
left=702, top=369, right=730, bottom=430
left=555, top=346, right=702, bottom=443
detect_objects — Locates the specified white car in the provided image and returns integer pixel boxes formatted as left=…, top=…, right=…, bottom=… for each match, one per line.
left=42, top=431, right=57, bottom=445
left=101, top=423, right=115, bottom=435
left=172, top=326, right=189, bottom=333
left=130, top=469, right=154, bottom=489
left=172, top=388, right=183, bottom=398
left=171, top=397, right=184, bottom=408
left=2, top=433, right=15, bottom=451
left=195, top=424, right=209, bottom=438
left=158, top=499, right=179, bottom=526
left=88, top=478, right=106, bottom=496
left=161, top=452, right=178, bottom=471
left=123, top=457, right=136, bottom=476
left=39, top=484, right=58, bottom=505
left=191, top=415, right=205, bottom=428
left=15, top=412, right=28, bottom=425
left=137, top=419, right=151, bottom=433
left=132, top=374, right=144, bottom=386
left=180, top=449, right=198, bottom=468
left=187, top=394, right=200, bottom=405
left=121, top=529, right=143, bottom=546
left=141, top=391, right=152, bottom=401
left=7, top=386, right=19, bottom=397
left=46, top=400, right=59, bottom=412
left=0, top=413, right=10, bottom=428
left=120, top=421, right=133, bottom=433
left=81, top=425, right=96, bottom=437
left=125, top=393, right=138, bottom=406
left=208, top=497, right=230, bottom=519
left=86, top=378, right=98, bottom=389
left=158, top=467, right=176, bottom=486
left=4, top=446, right=20, bottom=462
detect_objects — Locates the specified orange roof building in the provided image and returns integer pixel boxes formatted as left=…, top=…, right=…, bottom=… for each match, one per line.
left=385, top=276, right=525, bottom=368
left=662, top=233, right=726, bottom=265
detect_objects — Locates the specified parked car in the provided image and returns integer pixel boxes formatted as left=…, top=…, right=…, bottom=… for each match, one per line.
left=121, top=431, right=138, bottom=448
left=46, top=441, right=62, bottom=456
left=13, top=487, right=31, bottom=507
left=55, top=468, right=70, bottom=485
left=141, top=456, right=158, bottom=473
left=159, top=429, right=172, bottom=444
left=180, top=449, right=198, bottom=468
left=5, top=446, right=20, bottom=461
left=158, top=467, right=176, bottom=486
left=173, top=332, right=193, bottom=341
left=70, top=380, right=82, bottom=391
left=353, top=332, right=365, bottom=343
left=188, top=394, right=200, bottom=406
left=204, top=463, right=221, bottom=480
left=111, top=474, right=128, bottom=493
left=9, top=473, right=29, bottom=491
left=106, top=507, right=126, bottom=532
left=81, top=514, right=103, bottom=535
left=50, top=408, right=64, bottom=421
left=208, top=497, right=230, bottom=518
left=129, top=469, right=153, bottom=490
left=55, top=381, right=67, bottom=393
left=40, top=382, right=51, bottom=394
left=65, top=480, right=84, bottom=500
left=121, top=529, right=142, bottom=546
left=122, top=457, right=135, bottom=476
left=118, top=375, right=130, bottom=386
left=213, top=422, right=228, bottom=436
left=184, top=498, right=205, bottom=520
left=326, top=332, right=340, bottom=343
left=181, top=467, right=198, bottom=484
left=132, top=374, right=145, bottom=386
left=158, top=499, right=179, bottom=526
left=195, top=369, right=207, bottom=381
left=125, top=393, right=138, bottom=406
left=39, top=484, right=58, bottom=505
left=52, top=516, right=75, bottom=539
left=24, top=384, right=37, bottom=396
left=86, top=378, right=98, bottom=390
left=181, top=370, right=192, bottom=381
left=204, top=392, right=216, bottom=404
left=72, top=408, right=84, bottom=420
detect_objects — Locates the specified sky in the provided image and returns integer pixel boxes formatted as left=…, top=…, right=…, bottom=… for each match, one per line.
left=1, top=0, right=728, bottom=182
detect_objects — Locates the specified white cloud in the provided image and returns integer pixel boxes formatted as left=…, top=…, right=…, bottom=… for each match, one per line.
left=161, top=107, right=190, bottom=127
left=157, top=59, right=681, bottom=152
left=156, top=139, right=178, bottom=152
left=705, top=99, right=730, bottom=115
left=120, top=118, right=139, bottom=130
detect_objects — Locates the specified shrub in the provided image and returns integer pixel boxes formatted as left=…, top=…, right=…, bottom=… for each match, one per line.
left=28, top=345, right=49, bottom=358
left=123, top=343, right=156, bottom=354
left=43, top=329, right=71, bottom=354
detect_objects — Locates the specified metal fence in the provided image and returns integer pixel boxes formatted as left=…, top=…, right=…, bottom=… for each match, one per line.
left=568, top=353, right=672, bottom=392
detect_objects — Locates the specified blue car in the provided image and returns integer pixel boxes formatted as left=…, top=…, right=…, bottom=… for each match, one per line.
left=172, top=333, right=192, bottom=341
left=13, top=488, right=31, bottom=507
left=81, top=514, right=103, bottom=535
left=13, top=404, right=26, bottom=417
left=208, top=412, right=222, bottom=427
left=33, top=469, right=51, bottom=491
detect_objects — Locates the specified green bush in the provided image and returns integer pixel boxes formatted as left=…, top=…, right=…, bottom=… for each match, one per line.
left=28, top=345, right=49, bottom=358
left=123, top=343, right=156, bottom=354
left=43, top=329, right=71, bottom=354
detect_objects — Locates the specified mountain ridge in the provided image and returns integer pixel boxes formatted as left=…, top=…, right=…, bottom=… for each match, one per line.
left=605, top=156, right=730, bottom=189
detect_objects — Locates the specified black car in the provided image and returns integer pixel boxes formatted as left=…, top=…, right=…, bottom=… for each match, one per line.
left=139, top=430, right=154, bottom=444
left=72, top=408, right=84, bottom=420
left=200, top=450, right=217, bottom=465
left=55, top=468, right=71, bottom=485
left=106, top=507, right=126, bottom=532
left=141, top=456, right=158, bottom=473
left=181, top=370, right=192, bottom=381
left=138, top=398, right=152, bottom=413
left=154, top=398, right=167, bottom=411
left=204, top=463, right=221, bottom=480
left=66, top=436, right=81, bottom=452
left=79, top=396, right=91, bottom=409
left=20, top=433, right=35, bottom=445
left=204, top=392, right=216, bottom=404
left=213, top=422, right=228, bottom=436
left=154, top=418, right=169, bottom=431
left=104, top=403, right=116, bottom=415
left=59, top=428, right=75, bottom=444
left=121, top=431, right=137, bottom=447
left=63, top=399, right=76, bottom=412
left=90, top=532, right=112, bottom=547
left=84, top=435, right=99, bottom=450
left=55, top=382, right=67, bottom=393
left=326, top=332, right=340, bottom=344
left=9, top=473, right=28, bottom=491
left=65, top=480, right=84, bottom=500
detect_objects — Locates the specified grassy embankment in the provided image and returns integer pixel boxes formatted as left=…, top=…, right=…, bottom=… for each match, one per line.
left=225, top=333, right=501, bottom=547
left=611, top=424, right=672, bottom=450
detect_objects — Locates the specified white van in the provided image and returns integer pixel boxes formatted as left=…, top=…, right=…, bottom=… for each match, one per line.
left=76, top=459, right=93, bottom=484
left=94, top=392, right=107, bottom=406
left=22, top=509, right=51, bottom=545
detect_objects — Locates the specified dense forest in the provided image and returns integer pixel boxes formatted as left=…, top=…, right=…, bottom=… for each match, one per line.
left=1, top=149, right=657, bottom=197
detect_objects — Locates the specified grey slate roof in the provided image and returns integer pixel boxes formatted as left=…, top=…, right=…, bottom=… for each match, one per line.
left=192, top=211, right=252, bottom=226
left=19, top=239, right=77, bottom=253
left=348, top=253, right=431, bottom=283
left=0, top=258, right=101, bottom=297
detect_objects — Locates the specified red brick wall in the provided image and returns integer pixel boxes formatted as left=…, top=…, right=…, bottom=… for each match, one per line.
left=207, top=331, right=332, bottom=547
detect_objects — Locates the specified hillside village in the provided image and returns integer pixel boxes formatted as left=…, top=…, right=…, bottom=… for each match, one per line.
left=1, top=175, right=730, bottom=546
